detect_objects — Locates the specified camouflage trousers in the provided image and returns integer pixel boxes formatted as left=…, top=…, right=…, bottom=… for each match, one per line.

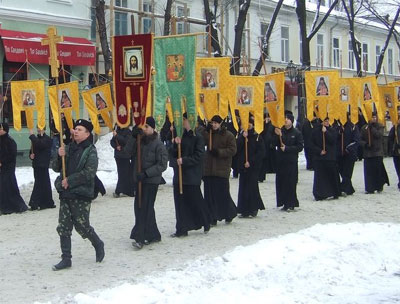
left=56, top=198, right=94, bottom=238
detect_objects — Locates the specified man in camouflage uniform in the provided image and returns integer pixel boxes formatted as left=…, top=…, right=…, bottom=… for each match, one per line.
left=51, top=119, right=104, bottom=270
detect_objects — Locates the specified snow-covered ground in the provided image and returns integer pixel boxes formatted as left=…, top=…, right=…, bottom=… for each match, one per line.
left=1, top=132, right=399, bottom=304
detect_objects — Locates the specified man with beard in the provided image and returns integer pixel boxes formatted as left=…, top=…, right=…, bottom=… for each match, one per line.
left=334, top=115, right=360, bottom=196
left=130, top=117, right=168, bottom=249
left=28, top=126, right=56, bottom=210
left=388, top=108, right=400, bottom=190
left=169, top=113, right=210, bottom=237
left=259, top=113, right=276, bottom=182
left=311, top=117, right=341, bottom=200
left=202, top=115, right=237, bottom=225
left=52, top=119, right=104, bottom=270
left=360, top=113, right=389, bottom=193
left=236, top=115, right=265, bottom=217
left=301, top=113, right=321, bottom=170
left=110, top=126, right=135, bottom=198
left=0, top=123, right=28, bottom=215
left=274, top=112, right=303, bottom=211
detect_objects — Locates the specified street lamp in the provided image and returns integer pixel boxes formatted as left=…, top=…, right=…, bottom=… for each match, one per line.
left=286, top=60, right=297, bottom=85
left=286, top=60, right=305, bottom=127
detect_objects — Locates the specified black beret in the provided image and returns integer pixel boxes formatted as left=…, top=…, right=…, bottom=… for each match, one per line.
left=211, top=115, right=223, bottom=123
left=145, top=116, right=156, bottom=129
left=74, top=119, right=93, bottom=133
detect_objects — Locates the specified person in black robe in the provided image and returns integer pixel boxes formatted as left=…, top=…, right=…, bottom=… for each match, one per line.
left=311, top=117, right=341, bottom=200
left=130, top=117, right=168, bottom=249
left=110, top=126, right=135, bottom=197
left=359, top=113, right=389, bottom=193
left=334, top=116, right=360, bottom=196
left=259, top=113, right=276, bottom=182
left=236, top=116, right=265, bottom=217
left=169, top=113, right=210, bottom=237
left=388, top=109, right=400, bottom=190
left=28, top=127, right=56, bottom=210
left=0, top=123, right=28, bottom=215
left=226, top=117, right=239, bottom=178
left=301, top=114, right=321, bottom=170
left=356, top=108, right=367, bottom=161
left=273, top=112, right=304, bottom=211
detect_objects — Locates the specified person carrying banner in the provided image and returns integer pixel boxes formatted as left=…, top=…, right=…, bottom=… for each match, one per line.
left=360, top=113, right=389, bottom=193
left=51, top=119, right=105, bottom=270
left=202, top=115, right=237, bottom=225
left=236, top=115, right=265, bottom=217
left=301, top=113, right=321, bottom=171
left=0, top=123, right=28, bottom=215
left=259, top=112, right=276, bottom=182
left=28, top=126, right=56, bottom=210
left=334, top=115, right=360, bottom=196
left=169, top=113, right=210, bottom=237
left=110, top=126, right=135, bottom=198
left=130, top=117, right=168, bottom=249
left=388, top=108, right=400, bottom=190
left=273, top=112, right=304, bottom=211
left=311, top=117, right=341, bottom=201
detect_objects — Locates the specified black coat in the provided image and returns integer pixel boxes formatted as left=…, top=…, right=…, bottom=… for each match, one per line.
left=169, top=129, right=205, bottom=185
left=260, top=121, right=276, bottom=173
left=302, top=118, right=321, bottom=148
left=387, top=124, right=400, bottom=157
left=0, top=134, right=17, bottom=171
left=359, top=122, right=384, bottom=158
left=110, top=127, right=134, bottom=159
left=236, top=129, right=265, bottom=172
left=334, top=122, right=360, bottom=162
left=274, top=126, right=304, bottom=162
left=311, top=125, right=338, bottom=161
left=29, top=133, right=52, bottom=168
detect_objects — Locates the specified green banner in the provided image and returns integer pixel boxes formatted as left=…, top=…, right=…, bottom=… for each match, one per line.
left=154, top=35, right=197, bottom=137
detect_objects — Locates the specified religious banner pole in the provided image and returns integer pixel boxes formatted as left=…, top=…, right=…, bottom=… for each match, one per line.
left=41, top=26, right=65, bottom=178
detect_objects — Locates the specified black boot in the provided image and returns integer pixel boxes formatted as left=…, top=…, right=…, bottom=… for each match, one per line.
left=88, top=231, right=105, bottom=263
left=52, top=236, right=72, bottom=271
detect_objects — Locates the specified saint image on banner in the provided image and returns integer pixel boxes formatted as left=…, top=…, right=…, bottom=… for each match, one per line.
left=123, top=46, right=144, bottom=79
left=201, top=68, right=217, bottom=89
left=22, top=90, right=36, bottom=107
left=237, top=86, right=253, bottom=106
left=59, top=90, right=72, bottom=109
left=264, top=81, right=277, bottom=102
left=384, top=94, right=393, bottom=109
left=166, top=54, right=185, bottom=82
left=93, top=92, right=108, bottom=111
left=340, top=86, right=349, bottom=102
left=363, top=83, right=372, bottom=101
left=316, top=76, right=329, bottom=96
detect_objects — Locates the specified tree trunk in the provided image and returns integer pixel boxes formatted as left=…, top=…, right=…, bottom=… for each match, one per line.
left=95, top=0, right=112, bottom=77
left=252, top=0, right=284, bottom=76
left=296, top=0, right=310, bottom=68
left=231, top=0, right=251, bottom=75
left=203, top=0, right=222, bottom=56
left=163, top=0, right=174, bottom=36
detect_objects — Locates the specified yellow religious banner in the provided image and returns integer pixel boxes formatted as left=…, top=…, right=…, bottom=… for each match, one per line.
left=48, top=81, right=80, bottom=132
left=356, top=76, right=382, bottom=122
left=337, top=78, right=359, bottom=124
left=11, top=80, right=46, bottom=131
left=305, top=70, right=340, bottom=123
left=263, top=72, right=285, bottom=127
left=82, top=84, right=114, bottom=134
left=195, top=57, right=231, bottom=120
left=379, top=85, right=398, bottom=125
left=228, top=76, right=265, bottom=134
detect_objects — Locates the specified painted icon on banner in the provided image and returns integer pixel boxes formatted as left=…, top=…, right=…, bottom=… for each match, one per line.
left=22, top=90, right=36, bottom=107
left=384, top=94, right=393, bottom=109
left=201, top=68, right=217, bottom=89
left=237, top=86, right=253, bottom=106
left=166, top=54, right=185, bottom=82
left=264, top=81, right=277, bottom=102
left=363, top=83, right=372, bottom=101
left=59, top=89, right=72, bottom=109
left=340, top=86, right=349, bottom=102
left=316, top=76, right=329, bottom=96
left=93, top=92, right=108, bottom=111
left=123, top=46, right=144, bottom=79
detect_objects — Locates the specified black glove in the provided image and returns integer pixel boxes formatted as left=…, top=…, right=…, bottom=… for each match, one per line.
left=136, top=172, right=146, bottom=181
left=132, top=126, right=143, bottom=139
left=209, top=148, right=219, bottom=157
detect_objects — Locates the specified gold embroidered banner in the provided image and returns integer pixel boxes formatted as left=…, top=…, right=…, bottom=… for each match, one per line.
left=263, top=72, right=285, bottom=127
left=11, top=80, right=46, bottom=131
left=48, top=81, right=80, bottom=132
left=356, top=76, right=382, bottom=122
left=337, top=78, right=359, bottom=124
left=82, top=84, right=113, bottom=134
left=379, top=85, right=398, bottom=125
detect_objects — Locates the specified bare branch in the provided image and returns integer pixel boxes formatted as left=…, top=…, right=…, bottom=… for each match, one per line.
left=310, top=0, right=322, bottom=34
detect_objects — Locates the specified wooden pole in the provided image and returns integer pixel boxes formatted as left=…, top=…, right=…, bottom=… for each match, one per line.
left=322, top=132, right=326, bottom=152
left=178, top=143, right=183, bottom=194
left=383, top=66, right=388, bottom=84
left=207, top=23, right=212, bottom=57
left=61, top=61, right=66, bottom=83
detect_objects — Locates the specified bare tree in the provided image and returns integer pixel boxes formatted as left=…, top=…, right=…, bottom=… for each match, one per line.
left=164, top=0, right=174, bottom=36
left=252, top=0, right=284, bottom=76
left=204, top=0, right=222, bottom=56
left=231, top=0, right=251, bottom=75
left=296, top=0, right=339, bottom=69
left=95, top=0, right=112, bottom=77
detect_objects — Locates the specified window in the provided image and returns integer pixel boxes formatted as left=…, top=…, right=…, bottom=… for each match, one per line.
left=177, top=5, right=189, bottom=34
left=143, top=3, right=153, bottom=34
left=281, top=26, right=289, bottom=63
left=317, top=34, right=324, bottom=67
left=348, top=40, right=354, bottom=70
left=388, top=48, right=393, bottom=74
left=375, top=45, right=381, bottom=69
left=333, top=38, right=340, bottom=68
left=90, top=0, right=96, bottom=40
left=362, top=43, right=368, bottom=72
left=115, top=0, right=128, bottom=36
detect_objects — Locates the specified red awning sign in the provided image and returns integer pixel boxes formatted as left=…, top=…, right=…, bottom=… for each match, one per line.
left=0, top=29, right=95, bottom=66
